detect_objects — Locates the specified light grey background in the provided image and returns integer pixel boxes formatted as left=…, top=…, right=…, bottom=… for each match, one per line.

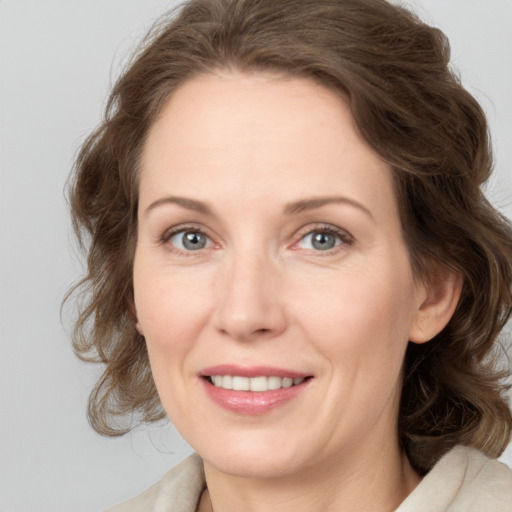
left=0, top=1, right=511, bottom=511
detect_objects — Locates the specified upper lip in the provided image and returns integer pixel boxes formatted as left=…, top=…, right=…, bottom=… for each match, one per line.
left=199, top=364, right=311, bottom=379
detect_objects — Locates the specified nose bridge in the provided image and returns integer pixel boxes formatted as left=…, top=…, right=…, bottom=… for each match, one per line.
left=213, top=241, right=286, bottom=341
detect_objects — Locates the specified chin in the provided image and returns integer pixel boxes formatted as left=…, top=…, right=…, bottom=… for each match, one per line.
left=205, top=452, right=306, bottom=479
left=193, top=432, right=313, bottom=479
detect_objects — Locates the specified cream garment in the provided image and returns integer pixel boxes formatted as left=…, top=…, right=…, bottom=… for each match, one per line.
left=105, top=446, right=512, bottom=512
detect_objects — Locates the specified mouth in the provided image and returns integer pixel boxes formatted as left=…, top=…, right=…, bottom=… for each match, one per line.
left=199, top=366, right=313, bottom=414
left=205, top=375, right=308, bottom=391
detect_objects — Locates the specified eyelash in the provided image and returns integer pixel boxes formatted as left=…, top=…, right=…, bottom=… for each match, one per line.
left=160, top=224, right=212, bottom=254
left=292, top=224, right=354, bottom=254
left=160, top=223, right=354, bottom=255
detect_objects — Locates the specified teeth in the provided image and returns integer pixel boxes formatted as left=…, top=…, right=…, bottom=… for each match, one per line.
left=282, top=377, right=293, bottom=388
left=250, top=376, right=267, bottom=391
left=267, top=376, right=282, bottom=390
left=209, top=375, right=306, bottom=391
left=232, top=376, right=250, bottom=391
left=221, top=375, right=233, bottom=389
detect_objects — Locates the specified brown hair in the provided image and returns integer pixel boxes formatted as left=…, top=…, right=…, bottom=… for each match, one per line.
left=67, top=0, right=512, bottom=473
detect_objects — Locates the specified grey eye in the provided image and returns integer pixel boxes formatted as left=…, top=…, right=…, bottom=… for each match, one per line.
left=170, top=230, right=209, bottom=251
left=299, top=231, right=341, bottom=251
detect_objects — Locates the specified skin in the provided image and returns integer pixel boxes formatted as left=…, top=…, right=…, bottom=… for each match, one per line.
left=133, top=72, right=461, bottom=512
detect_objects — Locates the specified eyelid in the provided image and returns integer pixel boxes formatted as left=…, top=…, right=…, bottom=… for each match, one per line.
left=290, top=223, right=354, bottom=251
left=160, top=223, right=217, bottom=254
left=157, top=222, right=353, bottom=255
left=161, top=223, right=205, bottom=242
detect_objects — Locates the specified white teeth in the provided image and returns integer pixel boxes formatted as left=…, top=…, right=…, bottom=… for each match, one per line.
left=281, top=377, right=293, bottom=388
left=210, top=375, right=306, bottom=391
left=250, top=376, right=268, bottom=392
left=221, top=375, right=233, bottom=389
left=267, top=376, right=282, bottom=390
left=232, top=376, right=250, bottom=391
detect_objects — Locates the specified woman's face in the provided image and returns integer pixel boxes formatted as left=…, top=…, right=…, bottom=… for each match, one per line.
left=134, top=72, right=427, bottom=478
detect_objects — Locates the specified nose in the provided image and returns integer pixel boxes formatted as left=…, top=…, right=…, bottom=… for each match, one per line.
left=212, top=251, right=288, bottom=342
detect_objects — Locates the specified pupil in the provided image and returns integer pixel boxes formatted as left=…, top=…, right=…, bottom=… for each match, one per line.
left=183, top=232, right=206, bottom=250
left=312, top=232, right=335, bottom=250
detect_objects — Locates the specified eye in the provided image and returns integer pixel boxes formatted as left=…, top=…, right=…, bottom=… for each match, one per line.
left=167, top=229, right=212, bottom=251
left=296, top=227, right=351, bottom=252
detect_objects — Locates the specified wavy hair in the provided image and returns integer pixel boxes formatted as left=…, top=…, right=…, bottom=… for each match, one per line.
left=66, top=0, right=512, bottom=473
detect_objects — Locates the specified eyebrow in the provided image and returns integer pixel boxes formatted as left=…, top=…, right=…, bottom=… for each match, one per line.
left=144, top=194, right=374, bottom=220
left=145, top=196, right=213, bottom=216
left=284, top=196, right=374, bottom=220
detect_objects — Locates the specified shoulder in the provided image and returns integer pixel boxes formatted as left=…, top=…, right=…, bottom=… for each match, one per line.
left=105, top=453, right=205, bottom=512
left=397, top=445, right=512, bottom=512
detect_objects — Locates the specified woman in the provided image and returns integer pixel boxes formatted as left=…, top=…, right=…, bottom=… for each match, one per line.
left=68, top=0, right=512, bottom=510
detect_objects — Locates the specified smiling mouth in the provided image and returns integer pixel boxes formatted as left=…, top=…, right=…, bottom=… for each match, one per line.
left=200, top=370, right=313, bottom=414
left=205, top=375, right=310, bottom=391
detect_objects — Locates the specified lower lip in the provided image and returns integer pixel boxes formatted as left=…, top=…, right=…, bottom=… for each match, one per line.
left=201, top=378, right=310, bottom=415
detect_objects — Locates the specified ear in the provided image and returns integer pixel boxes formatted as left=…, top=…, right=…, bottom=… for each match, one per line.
left=409, top=265, right=462, bottom=344
left=135, top=322, right=145, bottom=336
left=127, top=296, right=145, bottom=336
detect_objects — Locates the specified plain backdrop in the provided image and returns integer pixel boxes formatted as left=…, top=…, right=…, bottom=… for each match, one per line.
left=0, top=1, right=511, bottom=511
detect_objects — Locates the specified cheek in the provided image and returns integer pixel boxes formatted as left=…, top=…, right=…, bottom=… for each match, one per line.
left=133, top=262, right=215, bottom=395
left=133, top=268, right=215, bottom=420
left=135, top=262, right=211, bottom=339
left=292, top=260, right=417, bottom=378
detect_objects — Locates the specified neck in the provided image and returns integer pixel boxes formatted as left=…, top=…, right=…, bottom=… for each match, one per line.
left=200, top=440, right=421, bottom=512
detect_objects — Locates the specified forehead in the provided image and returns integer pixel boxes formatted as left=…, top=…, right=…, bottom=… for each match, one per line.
left=139, top=72, right=397, bottom=222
